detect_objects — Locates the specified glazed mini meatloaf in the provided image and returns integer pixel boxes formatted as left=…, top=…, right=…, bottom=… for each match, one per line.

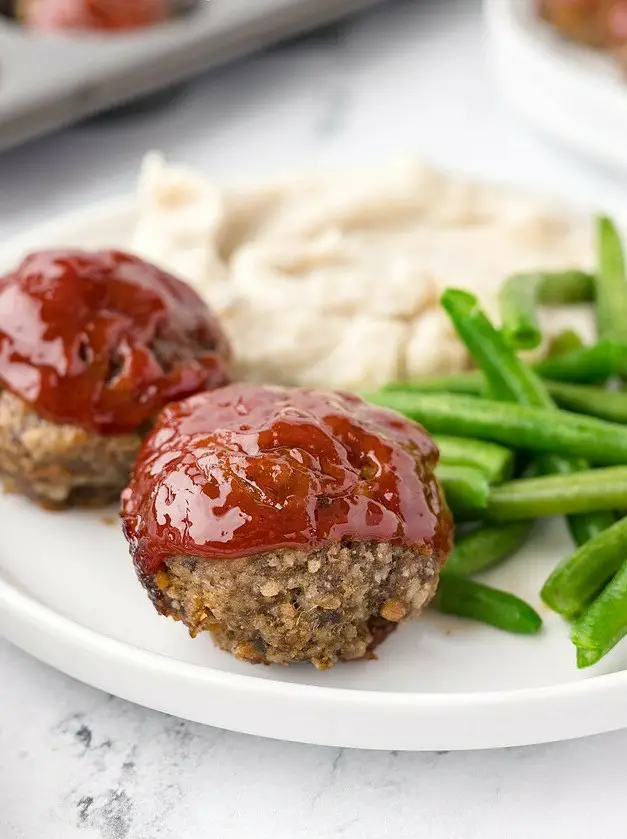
left=18, top=0, right=168, bottom=31
left=0, top=248, right=230, bottom=507
left=122, top=384, right=453, bottom=669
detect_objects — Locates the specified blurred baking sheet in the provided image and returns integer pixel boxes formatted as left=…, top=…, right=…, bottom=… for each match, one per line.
left=0, top=0, right=378, bottom=151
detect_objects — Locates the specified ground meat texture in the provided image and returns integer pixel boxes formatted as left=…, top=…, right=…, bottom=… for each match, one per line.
left=142, top=541, right=442, bottom=670
left=123, top=385, right=452, bottom=668
left=0, top=389, right=141, bottom=508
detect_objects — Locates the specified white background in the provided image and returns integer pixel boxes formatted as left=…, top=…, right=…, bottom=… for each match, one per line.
left=1, top=1, right=627, bottom=836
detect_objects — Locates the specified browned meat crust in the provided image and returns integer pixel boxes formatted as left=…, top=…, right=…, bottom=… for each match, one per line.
left=0, top=390, right=141, bottom=508
left=141, top=540, right=444, bottom=670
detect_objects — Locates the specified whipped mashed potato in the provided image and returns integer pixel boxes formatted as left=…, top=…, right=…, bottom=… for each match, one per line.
left=132, top=154, right=596, bottom=390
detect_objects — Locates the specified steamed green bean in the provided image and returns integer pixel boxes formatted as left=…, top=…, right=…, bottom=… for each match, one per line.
left=534, top=338, right=627, bottom=382
left=499, top=271, right=594, bottom=351
left=383, top=375, right=627, bottom=424
left=487, top=468, right=627, bottom=521
left=440, top=288, right=614, bottom=546
left=367, top=391, right=627, bottom=465
left=443, top=522, right=533, bottom=577
left=436, top=464, right=490, bottom=518
left=542, top=515, right=627, bottom=619
left=595, top=216, right=627, bottom=342
left=435, top=435, right=513, bottom=484
left=571, top=554, right=627, bottom=667
left=435, top=575, right=542, bottom=634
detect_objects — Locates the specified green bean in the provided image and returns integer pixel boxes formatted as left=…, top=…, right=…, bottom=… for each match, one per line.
left=534, top=338, right=627, bottom=382
left=595, top=216, right=627, bottom=341
left=441, top=289, right=552, bottom=406
left=443, top=522, right=533, bottom=577
left=384, top=341, right=627, bottom=390
left=499, top=271, right=594, bottom=350
left=548, top=329, right=584, bottom=357
left=487, top=467, right=627, bottom=521
left=538, top=272, right=596, bottom=304
left=576, top=648, right=599, bottom=668
left=435, top=435, right=514, bottom=484
left=539, top=381, right=627, bottom=425
left=571, top=554, right=627, bottom=667
left=384, top=375, right=627, bottom=425
left=541, top=515, right=627, bottom=618
left=366, top=391, right=627, bottom=465
left=383, top=372, right=485, bottom=396
left=436, top=464, right=490, bottom=519
left=531, top=452, right=613, bottom=545
left=440, top=288, right=614, bottom=546
left=567, top=508, right=614, bottom=549
left=499, top=277, right=543, bottom=352
left=434, top=575, right=542, bottom=634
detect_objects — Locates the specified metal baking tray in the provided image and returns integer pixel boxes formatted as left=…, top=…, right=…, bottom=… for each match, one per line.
left=0, top=0, right=378, bottom=152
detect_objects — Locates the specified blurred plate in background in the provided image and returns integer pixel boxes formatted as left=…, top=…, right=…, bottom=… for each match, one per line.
left=485, top=0, right=627, bottom=174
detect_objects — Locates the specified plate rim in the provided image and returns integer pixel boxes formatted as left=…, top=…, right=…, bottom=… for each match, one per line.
left=3, top=551, right=627, bottom=709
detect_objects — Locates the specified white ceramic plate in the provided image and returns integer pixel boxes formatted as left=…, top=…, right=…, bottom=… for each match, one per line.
left=1, top=200, right=627, bottom=752
left=485, top=0, right=627, bottom=173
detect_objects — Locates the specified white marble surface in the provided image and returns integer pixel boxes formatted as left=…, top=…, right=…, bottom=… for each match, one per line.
left=1, top=1, right=627, bottom=837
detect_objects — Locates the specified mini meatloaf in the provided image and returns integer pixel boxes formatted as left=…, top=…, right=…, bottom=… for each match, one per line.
left=121, top=384, right=452, bottom=669
left=19, top=0, right=168, bottom=31
left=0, top=248, right=230, bottom=507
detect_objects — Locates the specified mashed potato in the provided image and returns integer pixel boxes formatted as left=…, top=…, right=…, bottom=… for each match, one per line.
left=132, top=154, right=596, bottom=390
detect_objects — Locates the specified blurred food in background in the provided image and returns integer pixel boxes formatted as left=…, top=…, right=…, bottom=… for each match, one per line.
left=539, top=0, right=627, bottom=70
left=0, top=0, right=378, bottom=151
left=131, top=154, right=596, bottom=392
left=3, top=0, right=189, bottom=30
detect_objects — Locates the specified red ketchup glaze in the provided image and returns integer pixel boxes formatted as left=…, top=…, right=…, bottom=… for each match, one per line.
left=121, top=384, right=452, bottom=576
left=21, top=0, right=168, bottom=31
left=0, top=249, right=231, bottom=434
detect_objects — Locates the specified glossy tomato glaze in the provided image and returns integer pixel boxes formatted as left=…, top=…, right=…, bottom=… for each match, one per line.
left=22, top=0, right=168, bottom=31
left=0, top=249, right=230, bottom=434
left=121, top=384, right=452, bottom=575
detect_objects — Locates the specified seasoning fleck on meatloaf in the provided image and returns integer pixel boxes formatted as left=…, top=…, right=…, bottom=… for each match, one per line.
left=143, top=541, right=443, bottom=670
